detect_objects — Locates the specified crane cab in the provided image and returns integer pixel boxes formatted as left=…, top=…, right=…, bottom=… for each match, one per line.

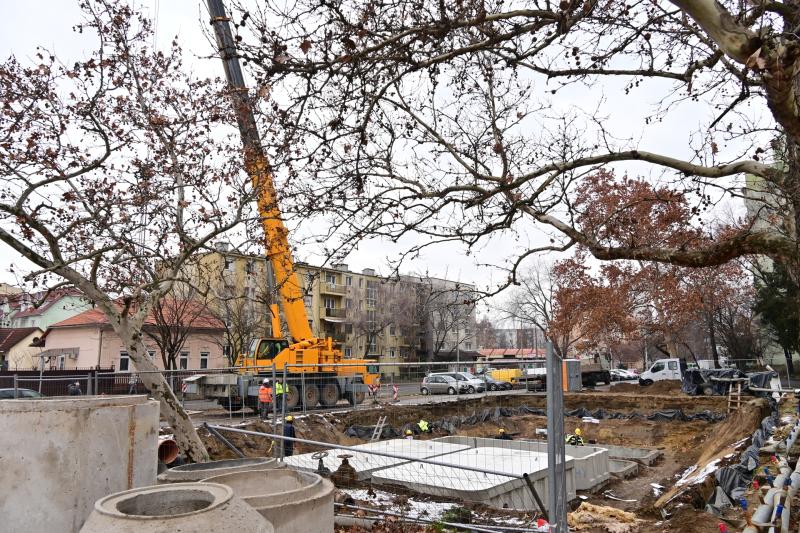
left=239, top=338, right=290, bottom=372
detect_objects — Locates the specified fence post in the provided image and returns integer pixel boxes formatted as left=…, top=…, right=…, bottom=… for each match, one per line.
left=301, top=370, right=306, bottom=415
left=271, top=364, right=277, bottom=435
left=86, top=374, right=92, bottom=395
left=13, top=374, right=18, bottom=398
left=280, top=365, right=288, bottom=461
left=94, top=371, right=99, bottom=396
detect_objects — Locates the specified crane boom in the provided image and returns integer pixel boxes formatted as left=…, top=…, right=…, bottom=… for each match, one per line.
left=207, top=0, right=312, bottom=342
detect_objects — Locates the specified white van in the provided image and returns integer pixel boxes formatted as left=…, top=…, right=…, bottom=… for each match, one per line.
left=639, top=358, right=685, bottom=385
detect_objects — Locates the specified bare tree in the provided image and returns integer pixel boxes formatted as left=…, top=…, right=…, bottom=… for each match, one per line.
left=501, top=260, right=579, bottom=357
left=144, top=285, right=223, bottom=370
left=0, top=1, right=260, bottom=461
left=475, top=316, right=498, bottom=349
left=224, top=0, right=800, bottom=351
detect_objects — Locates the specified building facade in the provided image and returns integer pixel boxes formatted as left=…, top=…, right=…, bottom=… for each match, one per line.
left=0, top=288, right=92, bottom=329
left=180, top=248, right=478, bottom=377
left=36, top=308, right=226, bottom=371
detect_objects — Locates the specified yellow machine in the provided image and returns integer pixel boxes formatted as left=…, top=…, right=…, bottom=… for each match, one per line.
left=204, top=0, right=378, bottom=411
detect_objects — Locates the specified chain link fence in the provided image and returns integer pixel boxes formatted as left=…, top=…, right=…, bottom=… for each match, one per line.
left=0, top=359, right=552, bottom=416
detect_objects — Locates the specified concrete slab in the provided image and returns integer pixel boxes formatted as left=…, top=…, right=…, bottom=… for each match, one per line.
left=371, top=447, right=576, bottom=512
left=283, top=439, right=470, bottom=480
left=435, top=436, right=609, bottom=491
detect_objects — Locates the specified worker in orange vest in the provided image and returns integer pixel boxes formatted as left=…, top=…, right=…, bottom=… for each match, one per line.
left=259, top=378, right=273, bottom=420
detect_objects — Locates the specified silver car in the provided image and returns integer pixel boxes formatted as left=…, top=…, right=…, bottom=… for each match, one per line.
left=429, top=372, right=486, bottom=393
left=421, top=375, right=466, bottom=395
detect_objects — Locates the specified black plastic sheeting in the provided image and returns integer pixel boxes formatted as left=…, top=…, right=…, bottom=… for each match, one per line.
left=715, top=410, right=778, bottom=501
left=681, top=369, right=778, bottom=397
left=346, top=405, right=727, bottom=439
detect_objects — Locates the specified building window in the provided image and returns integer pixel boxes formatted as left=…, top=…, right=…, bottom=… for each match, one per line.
left=345, top=323, right=353, bottom=334
left=390, top=326, right=396, bottom=335
left=390, top=348, right=395, bottom=358
left=119, top=351, right=130, bottom=372
left=326, top=273, right=336, bottom=284
left=245, top=260, right=254, bottom=274
left=200, top=352, right=209, bottom=369
left=224, top=257, right=233, bottom=271
left=366, top=309, right=376, bottom=326
left=179, top=351, right=189, bottom=370
left=346, top=276, right=352, bottom=286
left=148, top=350, right=156, bottom=360
left=366, top=280, right=377, bottom=307
left=344, top=348, right=352, bottom=358
left=465, top=342, right=472, bottom=350
left=345, top=298, right=352, bottom=309
left=58, top=355, right=66, bottom=370
left=324, top=296, right=336, bottom=309
left=358, top=278, right=363, bottom=288
left=223, top=345, right=231, bottom=360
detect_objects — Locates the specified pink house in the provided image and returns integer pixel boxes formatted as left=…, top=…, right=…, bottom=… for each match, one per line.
left=38, top=306, right=227, bottom=371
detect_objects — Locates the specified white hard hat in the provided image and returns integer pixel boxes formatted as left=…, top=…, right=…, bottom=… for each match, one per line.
left=263, top=378, right=270, bottom=384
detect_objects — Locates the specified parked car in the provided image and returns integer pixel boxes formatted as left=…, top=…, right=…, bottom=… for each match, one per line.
left=429, top=372, right=486, bottom=393
left=481, top=375, right=513, bottom=391
left=0, top=388, right=44, bottom=399
left=610, top=369, right=637, bottom=381
left=421, top=375, right=466, bottom=395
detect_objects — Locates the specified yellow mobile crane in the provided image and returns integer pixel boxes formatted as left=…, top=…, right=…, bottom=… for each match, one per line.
left=191, top=0, right=378, bottom=412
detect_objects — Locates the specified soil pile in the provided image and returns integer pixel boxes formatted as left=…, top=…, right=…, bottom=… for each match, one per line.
left=568, top=502, right=640, bottom=532
left=612, top=381, right=683, bottom=395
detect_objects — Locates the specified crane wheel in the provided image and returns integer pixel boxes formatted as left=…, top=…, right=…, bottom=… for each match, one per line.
left=319, top=382, right=339, bottom=407
left=303, top=383, right=320, bottom=407
left=346, top=390, right=366, bottom=406
left=285, top=385, right=301, bottom=410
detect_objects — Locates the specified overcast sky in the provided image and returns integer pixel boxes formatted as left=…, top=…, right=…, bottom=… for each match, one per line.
left=0, top=1, right=754, bottom=310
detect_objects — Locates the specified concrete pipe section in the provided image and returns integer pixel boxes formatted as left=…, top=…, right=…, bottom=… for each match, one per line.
left=203, top=468, right=334, bottom=533
left=80, top=482, right=274, bottom=533
left=0, top=395, right=159, bottom=533
left=158, top=457, right=279, bottom=483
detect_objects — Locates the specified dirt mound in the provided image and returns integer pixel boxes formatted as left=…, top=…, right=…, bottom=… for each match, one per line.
left=568, top=502, right=640, bottom=532
left=612, top=381, right=683, bottom=395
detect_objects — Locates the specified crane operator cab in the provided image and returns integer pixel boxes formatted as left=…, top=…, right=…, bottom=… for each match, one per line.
left=241, top=338, right=290, bottom=371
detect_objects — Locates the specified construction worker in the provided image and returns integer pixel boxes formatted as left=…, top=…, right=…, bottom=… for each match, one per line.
left=67, top=381, right=82, bottom=396
left=283, top=416, right=296, bottom=457
left=404, top=429, right=414, bottom=440
left=496, top=428, right=512, bottom=441
left=274, top=379, right=285, bottom=413
left=417, top=419, right=430, bottom=433
left=258, top=378, right=273, bottom=420
left=565, top=428, right=585, bottom=446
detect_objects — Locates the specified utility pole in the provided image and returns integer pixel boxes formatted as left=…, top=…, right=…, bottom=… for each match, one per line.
left=546, top=341, right=568, bottom=531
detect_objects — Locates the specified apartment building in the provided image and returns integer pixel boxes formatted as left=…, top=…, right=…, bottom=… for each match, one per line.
left=180, top=247, right=477, bottom=377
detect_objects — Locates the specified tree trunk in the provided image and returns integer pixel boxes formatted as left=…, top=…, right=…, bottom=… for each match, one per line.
left=707, top=313, right=720, bottom=368
left=119, top=325, right=209, bottom=462
left=785, top=347, right=795, bottom=378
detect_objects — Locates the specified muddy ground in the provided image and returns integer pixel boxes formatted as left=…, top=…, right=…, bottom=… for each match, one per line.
left=196, top=388, right=769, bottom=532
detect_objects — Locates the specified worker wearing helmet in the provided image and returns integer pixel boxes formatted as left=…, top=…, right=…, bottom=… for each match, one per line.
left=404, top=429, right=414, bottom=440
left=495, top=428, right=512, bottom=441
left=258, top=379, right=273, bottom=420
left=417, top=419, right=430, bottom=433
left=283, top=416, right=296, bottom=457
left=565, top=428, right=585, bottom=446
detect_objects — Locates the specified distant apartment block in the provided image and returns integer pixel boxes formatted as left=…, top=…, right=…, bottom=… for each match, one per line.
left=179, top=247, right=477, bottom=376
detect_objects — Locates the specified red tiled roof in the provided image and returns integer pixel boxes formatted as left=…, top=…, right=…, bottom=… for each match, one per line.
left=0, top=327, right=44, bottom=352
left=50, top=300, right=224, bottom=330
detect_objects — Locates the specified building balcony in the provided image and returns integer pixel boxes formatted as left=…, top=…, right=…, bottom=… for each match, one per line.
left=320, top=282, right=347, bottom=295
left=321, top=307, right=347, bottom=319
